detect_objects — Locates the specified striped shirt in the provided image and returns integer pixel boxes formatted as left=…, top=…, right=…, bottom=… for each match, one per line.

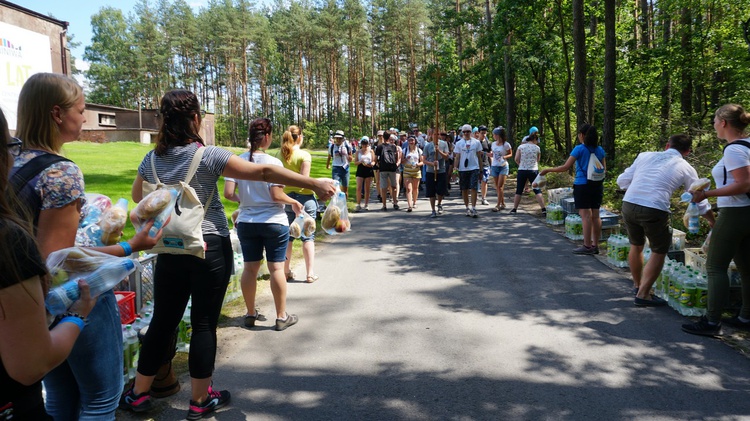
left=137, top=142, right=233, bottom=237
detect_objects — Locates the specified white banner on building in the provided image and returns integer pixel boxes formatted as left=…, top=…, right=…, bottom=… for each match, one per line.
left=0, top=21, right=53, bottom=131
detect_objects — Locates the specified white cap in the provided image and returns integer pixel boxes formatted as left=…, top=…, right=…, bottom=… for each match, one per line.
left=461, top=124, right=472, bottom=132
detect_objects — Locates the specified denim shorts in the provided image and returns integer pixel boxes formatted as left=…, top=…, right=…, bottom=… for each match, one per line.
left=491, top=165, right=509, bottom=177
left=332, top=166, right=350, bottom=188
left=459, top=170, right=479, bottom=191
left=285, top=192, right=318, bottom=242
left=236, top=222, right=289, bottom=262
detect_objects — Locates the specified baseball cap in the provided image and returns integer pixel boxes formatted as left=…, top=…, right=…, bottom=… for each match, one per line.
left=389, top=134, right=398, bottom=142
left=377, top=130, right=384, bottom=136
left=461, top=124, right=472, bottom=132
left=389, top=127, right=398, bottom=133
left=492, top=126, right=504, bottom=135
left=478, top=125, right=488, bottom=132
left=529, top=126, right=539, bottom=135
left=472, top=126, right=478, bottom=133
left=360, top=136, right=369, bottom=144
left=333, top=130, right=345, bottom=138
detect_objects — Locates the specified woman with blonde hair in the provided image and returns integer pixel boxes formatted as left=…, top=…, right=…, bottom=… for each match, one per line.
left=280, top=125, right=319, bottom=283
left=11, top=73, right=159, bottom=420
left=403, top=135, right=423, bottom=212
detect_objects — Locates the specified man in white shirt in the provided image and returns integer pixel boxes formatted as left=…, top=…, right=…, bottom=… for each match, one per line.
left=453, top=124, right=484, bottom=217
left=617, top=134, right=715, bottom=307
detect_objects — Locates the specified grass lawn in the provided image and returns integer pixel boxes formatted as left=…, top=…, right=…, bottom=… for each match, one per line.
left=63, top=141, right=354, bottom=240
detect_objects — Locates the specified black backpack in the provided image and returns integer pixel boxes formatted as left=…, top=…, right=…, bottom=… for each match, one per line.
left=722, top=140, right=750, bottom=199
left=379, top=144, right=398, bottom=171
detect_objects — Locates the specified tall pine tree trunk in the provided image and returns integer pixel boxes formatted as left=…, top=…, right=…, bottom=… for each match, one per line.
left=572, top=0, right=587, bottom=129
left=603, top=0, right=616, bottom=163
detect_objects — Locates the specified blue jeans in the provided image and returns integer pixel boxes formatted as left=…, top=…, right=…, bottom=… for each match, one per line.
left=44, top=290, right=122, bottom=421
left=286, top=192, right=318, bottom=242
left=331, top=166, right=349, bottom=188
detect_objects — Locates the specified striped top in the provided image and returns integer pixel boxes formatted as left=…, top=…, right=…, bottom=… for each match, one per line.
left=137, top=142, right=233, bottom=237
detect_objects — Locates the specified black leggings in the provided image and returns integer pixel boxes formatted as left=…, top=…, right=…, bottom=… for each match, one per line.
left=137, top=234, right=232, bottom=379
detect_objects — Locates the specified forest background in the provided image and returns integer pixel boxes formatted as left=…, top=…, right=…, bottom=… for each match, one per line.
left=78, top=0, right=750, bottom=178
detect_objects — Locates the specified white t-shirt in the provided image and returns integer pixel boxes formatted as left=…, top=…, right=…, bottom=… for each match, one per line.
left=711, top=140, right=750, bottom=208
left=454, top=138, right=482, bottom=171
left=491, top=141, right=512, bottom=167
left=225, top=152, right=288, bottom=225
left=516, top=143, right=540, bottom=170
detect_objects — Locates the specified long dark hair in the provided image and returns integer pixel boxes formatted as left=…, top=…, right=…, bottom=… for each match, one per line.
left=1, top=108, right=41, bottom=286
left=495, top=127, right=507, bottom=143
left=248, top=118, right=272, bottom=163
left=155, top=90, right=204, bottom=156
left=578, top=124, right=599, bottom=148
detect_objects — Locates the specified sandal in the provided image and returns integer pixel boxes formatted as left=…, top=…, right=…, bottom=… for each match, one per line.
left=285, top=271, right=295, bottom=281
left=305, top=275, right=319, bottom=283
left=491, top=206, right=499, bottom=212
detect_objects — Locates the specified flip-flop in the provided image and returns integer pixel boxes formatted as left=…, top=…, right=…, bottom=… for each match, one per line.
left=305, top=275, right=319, bottom=283
left=285, top=271, right=295, bottom=281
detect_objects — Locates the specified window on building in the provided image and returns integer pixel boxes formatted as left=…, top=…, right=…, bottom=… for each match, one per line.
left=99, top=114, right=116, bottom=127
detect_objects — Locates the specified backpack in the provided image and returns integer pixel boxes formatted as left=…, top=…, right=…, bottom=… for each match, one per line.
left=586, top=148, right=606, bottom=182
left=142, top=147, right=214, bottom=258
left=379, top=144, right=398, bottom=171
left=722, top=140, right=750, bottom=199
left=10, top=153, right=72, bottom=227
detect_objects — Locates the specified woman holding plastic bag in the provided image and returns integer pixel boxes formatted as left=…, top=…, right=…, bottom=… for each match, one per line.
left=0, top=107, right=98, bottom=420
left=279, top=125, right=320, bottom=284
left=540, top=124, right=606, bottom=255
left=682, top=104, right=750, bottom=336
left=123, top=91, right=335, bottom=419
left=10, top=73, right=161, bottom=420
left=224, top=118, right=304, bottom=332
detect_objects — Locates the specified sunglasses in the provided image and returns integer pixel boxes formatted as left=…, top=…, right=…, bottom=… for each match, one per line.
left=462, top=131, right=471, bottom=134
left=7, top=137, right=22, bottom=157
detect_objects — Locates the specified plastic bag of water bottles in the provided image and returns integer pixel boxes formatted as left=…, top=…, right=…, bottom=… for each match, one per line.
left=45, top=247, right=140, bottom=316
left=76, top=196, right=129, bottom=246
left=320, top=181, right=351, bottom=235
left=531, top=174, right=546, bottom=189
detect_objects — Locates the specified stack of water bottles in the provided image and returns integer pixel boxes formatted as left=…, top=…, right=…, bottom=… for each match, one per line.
left=564, top=214, right=583, bottom=240
left=121, top=300, right=154, bottom=385
left=546, top=203, right=565, bottom=225
left=653, top=257, right=707, bottom=317
left=606, top=233, right=630, bottom=268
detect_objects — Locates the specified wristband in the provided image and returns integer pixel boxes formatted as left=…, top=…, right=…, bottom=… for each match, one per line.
left=59, top=316, right=85, bottom=332
left=119, top=241, right=132, bottom=256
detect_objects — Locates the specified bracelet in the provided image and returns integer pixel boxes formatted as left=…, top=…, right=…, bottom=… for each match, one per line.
left=119, top=241, right=132, bottom=256
left=58, top=313, right=86, bottom=332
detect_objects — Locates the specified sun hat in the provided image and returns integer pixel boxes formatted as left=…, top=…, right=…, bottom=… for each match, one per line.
left=333, top=130, right=345, bottom=138
left=460, top=124, right=472, bottom=132
left=377, top=130, right=384, bottom=136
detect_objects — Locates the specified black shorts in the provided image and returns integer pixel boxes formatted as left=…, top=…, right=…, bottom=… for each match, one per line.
left=573, top=181, right=604, bottom=209
left=622, top=201, right=671, bottom=253
left=459, top=170, right=479, bottom=191
left=515, top=170, right=541, bottom=195
left=425, top=172, right=447, bottom=197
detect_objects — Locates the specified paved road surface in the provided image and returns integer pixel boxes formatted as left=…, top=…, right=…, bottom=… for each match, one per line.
left=122, top=191, right=750, bottom=420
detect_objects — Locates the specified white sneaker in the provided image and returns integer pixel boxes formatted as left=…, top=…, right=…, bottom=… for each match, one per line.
left=465, top=208, right=472, bottom=217
left=355, top=204, right=362, bottom=212
left=472, top=208, right=479, bottom=218
left=363, top=205, right=368, bottom=211
left=437, top=205, right=444, bottom=214
left=481, top=199, right=490, bottom=205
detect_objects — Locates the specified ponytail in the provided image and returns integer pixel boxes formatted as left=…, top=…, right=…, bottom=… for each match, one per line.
left=578, top=124, right=599, bottom=149
left=247, top=118, right=272, bottom=163
left=281, top=125, right=300, bottom=164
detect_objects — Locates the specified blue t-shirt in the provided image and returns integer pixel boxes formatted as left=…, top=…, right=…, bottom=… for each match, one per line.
left=570, top=144, right=606, bottom=185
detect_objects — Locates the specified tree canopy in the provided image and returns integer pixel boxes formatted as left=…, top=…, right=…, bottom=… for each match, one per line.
left=82, top=0, right=750, bottom=168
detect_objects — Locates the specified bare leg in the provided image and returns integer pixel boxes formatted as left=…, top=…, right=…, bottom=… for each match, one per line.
left=190, top=377, right=212, bottom=403
left=636, top=251, right=667, bottom=299
left=579, top=208, right=593, bottom=248
left=355, top=176, right=364, bottom=206
left=591, top=209, right=602, bottom=248
left=364, top=178, right=372, bottom=206
left=302, top=240, right=315, bottom=278
left=481, top=180, right=488, bottom=202
left=241, top=261, right=263, bottom=315
left=535, top=193, right=545, bottom=211
left=283, top=241, right=293, bottom=276
left=411, top=179, right=419, bottom=206
left=405, top=181, right=414, bottom=208
left=629, top=244, right=644, bottom=289
left=267, top=261, right=287, bottom=319
left=470, top=189, right=478, bottom=208
left=461, top=189, right=470, bottom=208
left=512, top=193, right=521, bottom=210
left=497, top=175, right=507, bottom=207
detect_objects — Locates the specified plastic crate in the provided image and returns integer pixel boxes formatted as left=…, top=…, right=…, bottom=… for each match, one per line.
left=684, top=248, right=706, bottom=273
left=116, top=291, right=136, bottom=325
left=670, top=228, right=686, bottom=251
left=560, top=197, right=576, bottom=214
left=599, top=210, right=620, bottom=228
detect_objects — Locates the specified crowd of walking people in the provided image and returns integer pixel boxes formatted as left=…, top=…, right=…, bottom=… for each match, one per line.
left=0, top=71, right=748, bottom=420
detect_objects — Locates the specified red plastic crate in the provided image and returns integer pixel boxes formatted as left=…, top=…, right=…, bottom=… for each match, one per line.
left=115, top=291, right=136, bottom=325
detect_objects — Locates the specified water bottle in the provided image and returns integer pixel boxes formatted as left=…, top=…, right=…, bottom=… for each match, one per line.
left=679, top=274, right=697, bottom=316
left=694, top=274, right=708, bottom=316
left=148, top=188, right=178, bottom=238
left=140, top=300, right=154, bottom=317
left=177, top=305, right=192, bottom=353
left=680, top=192, right=693, bottom=202
left=122, top=325, right=131, bottom=385
left=607, top=233, right=616, bottom=265
left=687, top=202, right=700, bottom=234
left=46, top=259, right=137, bottom=316
left=125, top=324, right=139, bottom=380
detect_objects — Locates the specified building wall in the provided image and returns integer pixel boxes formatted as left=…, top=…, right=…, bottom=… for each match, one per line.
left=0, top=1, right=69, bottom=75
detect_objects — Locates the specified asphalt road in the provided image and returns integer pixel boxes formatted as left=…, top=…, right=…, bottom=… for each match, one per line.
left=122, top=189, right=750, bottom=421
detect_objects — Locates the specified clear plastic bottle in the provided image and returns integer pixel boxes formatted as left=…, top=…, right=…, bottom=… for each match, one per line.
left=694, top=274, right=708, bottom=316
left=607, top=232, right=616, bottom=265
left=148, top=188, right=179, bottom=237
left=125, top=325, right=139, bottom=380
left=177, top=305, right=192, bottom=353
left=686, top=202, right=700, bottom=234
left=122, top=325, right=131, bottom=385
left=46, top=259, right=137, bottom=316
left=679, top=273, right=697, bottom=316
left=140, top=300, right=154, bottom=317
